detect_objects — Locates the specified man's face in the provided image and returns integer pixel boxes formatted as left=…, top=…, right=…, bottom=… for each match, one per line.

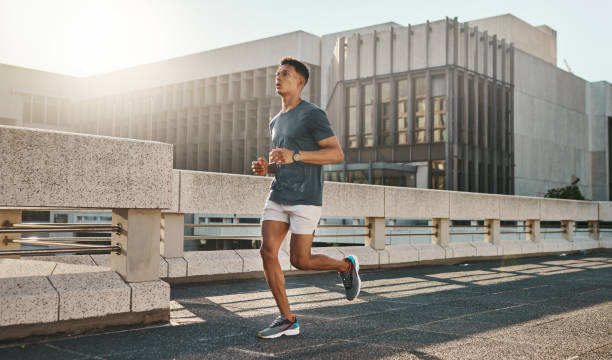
left=275, top=64, right=304, bottom=96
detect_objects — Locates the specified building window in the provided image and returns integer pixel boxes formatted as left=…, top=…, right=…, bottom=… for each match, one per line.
left=361, top=83, right=374, bottom=147
left=431, top=160, right=445, bottom=190
left=414, top=77, right=426, bottom=143
left=433, top=96, right=446, bottom=142
left=378, top=82, right=391, bottom=145
left=346, top=86, right=358, bottom=148
left=396, top=79, right=409, bottom=144
left=347, top=170, right=369, bottom=184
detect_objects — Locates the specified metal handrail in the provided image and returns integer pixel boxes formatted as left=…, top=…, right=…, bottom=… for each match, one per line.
left=0, top=224, right=122, bottom=234
left=5, top=237, right=110, bottom=242
left=185, top=224, right=369, bottom=228
left=0, top=246, right=121, bottom=256
left=387, top=225, right=437, bottom=228
left=450, top=232, right=489, bottom=235
left=450, top=225, right=487, bottom=228
left=12, top=240, right=112, bottom=248
left=386, top=233, right=436, bottom=236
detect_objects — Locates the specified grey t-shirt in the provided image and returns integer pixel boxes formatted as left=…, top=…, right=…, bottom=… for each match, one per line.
left=268, top=100, right=336, bottom=206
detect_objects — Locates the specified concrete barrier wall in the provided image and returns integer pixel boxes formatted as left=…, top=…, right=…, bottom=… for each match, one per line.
left=0, top=125, right=173, bottom=209
left=176, top=169, right=608, bottom=222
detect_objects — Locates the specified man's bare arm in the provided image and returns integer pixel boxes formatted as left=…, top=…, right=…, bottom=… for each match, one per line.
left=268, top=136, right=344, bottom=166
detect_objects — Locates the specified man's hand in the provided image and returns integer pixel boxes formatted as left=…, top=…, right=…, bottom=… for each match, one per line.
left=269, top=148, right=294, bottom=165
left=251, top=157, right=268, bottom=176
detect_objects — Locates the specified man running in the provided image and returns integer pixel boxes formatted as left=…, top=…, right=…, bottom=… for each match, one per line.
left=251, top=57, right=361, bottom=339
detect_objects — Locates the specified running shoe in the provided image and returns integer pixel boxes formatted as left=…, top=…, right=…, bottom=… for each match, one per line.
left=339, top=255, right=361, bottom=301
left=258, top=315, right=299, bottom=339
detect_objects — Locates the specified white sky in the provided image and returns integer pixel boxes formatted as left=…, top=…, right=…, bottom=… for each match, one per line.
left=0, top=0, right=610, bottom=83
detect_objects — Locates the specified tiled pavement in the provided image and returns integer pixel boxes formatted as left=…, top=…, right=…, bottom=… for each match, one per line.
left=1, top=252, right=611, bottom=359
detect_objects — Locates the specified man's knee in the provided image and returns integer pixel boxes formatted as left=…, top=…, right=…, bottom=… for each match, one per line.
left=260, top=246, right=277, bottom=263
left=290, top=253, right=310, bottom=270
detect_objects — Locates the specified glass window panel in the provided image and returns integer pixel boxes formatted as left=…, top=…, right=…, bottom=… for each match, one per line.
left=397, top=101, right=406, bottom=115
left=398, top=117, right=407, bottom=130
left=416, top=99, right=426, bottom=114
left=382, top=102, right=390, bottom=117
left=379, top=82, right=390, bottom=101
left=397, top=79, right=408, bottom=98
left=363, top=84, right=373, bottom=105
left=415, top=130, right=425, bottom=143
left=398, top=132, right=407, bottom=144
left=415, top=77, right=426, bottom=97
left=364, top=105, right=372, bottom=131
left=416, top=116, right=425, bottom=129
left=348, top=108, right=357, bottom=135
left=348, top=86, right=357, bottom=106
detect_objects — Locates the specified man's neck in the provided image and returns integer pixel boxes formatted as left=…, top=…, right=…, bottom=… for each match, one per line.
left=281, top=94, right=302, bottom=113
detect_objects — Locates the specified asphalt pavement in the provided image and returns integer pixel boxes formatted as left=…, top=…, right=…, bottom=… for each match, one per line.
left=1, top=252, right=611, bottom=359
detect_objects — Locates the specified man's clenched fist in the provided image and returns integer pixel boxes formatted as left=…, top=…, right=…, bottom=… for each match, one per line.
left=251, top=157, right=268, bottom=176
left=269, top=148, right=294, bottom=165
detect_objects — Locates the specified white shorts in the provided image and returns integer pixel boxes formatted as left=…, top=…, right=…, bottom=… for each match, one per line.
left=261, top=197, right=322, bottom=235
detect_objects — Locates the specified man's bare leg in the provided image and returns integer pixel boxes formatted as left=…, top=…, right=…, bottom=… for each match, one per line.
left=260, top=220, right=293, bottom=320
left=290, top=232, right=350, bottom=272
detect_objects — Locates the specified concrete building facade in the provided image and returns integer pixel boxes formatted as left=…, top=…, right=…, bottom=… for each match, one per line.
left=0, top=14, right=610, bottom=200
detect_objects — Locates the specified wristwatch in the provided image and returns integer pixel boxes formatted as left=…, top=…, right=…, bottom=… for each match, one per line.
left=293, top=150, right=301, bottom=162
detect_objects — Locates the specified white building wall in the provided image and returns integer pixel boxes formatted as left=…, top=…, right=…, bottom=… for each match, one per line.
left=513, top=49, right=596, bottom=199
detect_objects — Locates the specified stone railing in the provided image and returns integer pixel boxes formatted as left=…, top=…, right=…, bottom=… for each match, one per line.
left=0, top=125, right=172, bottom=340
left=155, top=170, right=612, bottom=283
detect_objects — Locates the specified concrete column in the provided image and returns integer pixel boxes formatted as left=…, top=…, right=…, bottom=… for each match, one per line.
left=111, top=209, right=161, bottom=282
left=432, top=218, right=450, bottom=248
left=0, top=210, right=22, bottom=259
left=561, top=220, right=575, bottom=242
left=160, top=213, right=184, bottom=258
left=588, top=221, right=600, bottom=241
left=526, top=219, right=541, bottom=243
left=485, top=218, right=501, bottom=245
left=366, top=217, right=386, bottom=250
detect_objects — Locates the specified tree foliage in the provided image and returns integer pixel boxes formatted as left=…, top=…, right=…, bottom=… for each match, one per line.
left=544, top=185, right=586, bottom=200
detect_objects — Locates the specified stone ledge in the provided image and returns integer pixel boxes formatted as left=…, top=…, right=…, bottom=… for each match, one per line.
left=184, top=250, right=243, bottom=276
left=0, top=308, right=169, bottom=343
left=335, top=246, right=379, bottom=267
left=49, top=271, right=131, bottom=321
left=0, top=275, right=58, bottom=327
left=412, top=244, right=446, bottom=261
left=235, top=249, right=291, bottom=272
left=129, top=281, right=171, bottom=312
left=386, top=244, right=418, bottom=264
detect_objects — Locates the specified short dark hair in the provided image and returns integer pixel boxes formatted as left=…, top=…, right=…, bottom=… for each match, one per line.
left=280, top=57, right=309, bottom=86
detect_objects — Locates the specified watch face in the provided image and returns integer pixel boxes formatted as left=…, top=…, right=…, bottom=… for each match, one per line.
left=294, top=152, right=301, bottom=161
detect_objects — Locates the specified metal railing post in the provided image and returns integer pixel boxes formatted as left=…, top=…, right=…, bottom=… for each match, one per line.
left=0, top=210, right=21, bottom=258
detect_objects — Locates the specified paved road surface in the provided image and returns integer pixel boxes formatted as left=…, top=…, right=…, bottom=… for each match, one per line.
left=1, top=252, right=611, bottom=359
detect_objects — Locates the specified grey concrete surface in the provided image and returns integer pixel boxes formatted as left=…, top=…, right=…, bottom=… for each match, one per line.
left=1, top=253, right=610, bottom=359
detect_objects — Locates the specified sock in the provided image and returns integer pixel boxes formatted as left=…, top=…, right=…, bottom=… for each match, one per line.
left=343, top=258, right=352, bottom=273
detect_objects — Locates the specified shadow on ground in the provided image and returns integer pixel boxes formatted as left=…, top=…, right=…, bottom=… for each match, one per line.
left=1, top=253, right=611, bottom=359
